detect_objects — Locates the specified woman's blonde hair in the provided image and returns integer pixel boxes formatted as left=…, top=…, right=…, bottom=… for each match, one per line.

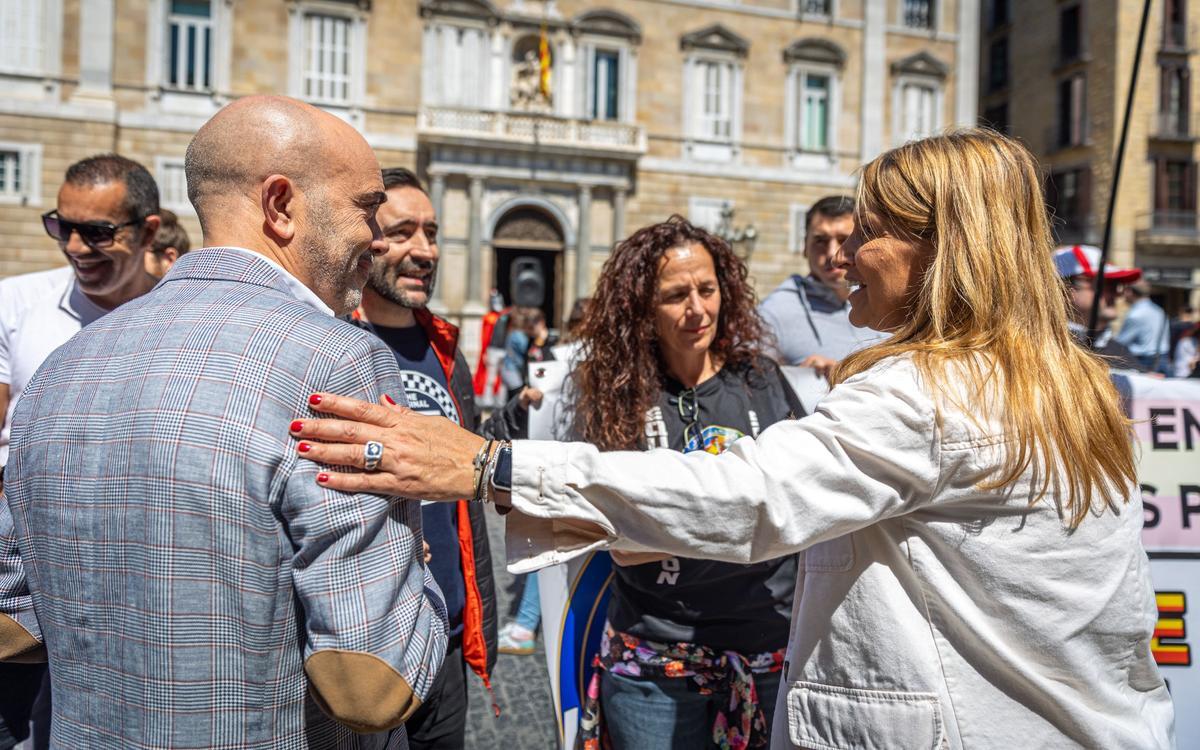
left=833, top=129, right=1135, bottom=527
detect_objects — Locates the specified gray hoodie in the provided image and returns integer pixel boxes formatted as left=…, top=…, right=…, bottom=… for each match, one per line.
left=758, top=274, right=886, bottom=365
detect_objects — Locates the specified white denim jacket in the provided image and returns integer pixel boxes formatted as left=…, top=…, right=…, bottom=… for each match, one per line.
left=505, top=356, right=1176, bottom=749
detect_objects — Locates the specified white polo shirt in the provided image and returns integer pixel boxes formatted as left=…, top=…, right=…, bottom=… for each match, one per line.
left=0, top=265, right=108, bottom=465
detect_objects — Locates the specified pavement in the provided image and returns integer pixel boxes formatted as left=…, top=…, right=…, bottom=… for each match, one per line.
left=464, top=507, right=559, bottom=748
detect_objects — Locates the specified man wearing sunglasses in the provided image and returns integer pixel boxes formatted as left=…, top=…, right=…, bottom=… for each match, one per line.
left=0, top=153, right=160, bottom=747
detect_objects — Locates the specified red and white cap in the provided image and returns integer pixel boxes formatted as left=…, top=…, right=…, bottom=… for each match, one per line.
left=1052, top=245, right=1142, bottom=283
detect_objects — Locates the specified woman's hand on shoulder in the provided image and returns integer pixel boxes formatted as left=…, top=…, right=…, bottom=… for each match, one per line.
left=289, top=392, right=486, bottom=501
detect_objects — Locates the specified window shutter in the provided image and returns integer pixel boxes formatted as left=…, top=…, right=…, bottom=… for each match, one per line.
left=1155, top=158, right=1168, bottom=212
left=1186, top=162, right=1197, bottom=212
left=1078, top=167, right=1092, bottom=219
left=1184, top=67, right=1193, bottom=134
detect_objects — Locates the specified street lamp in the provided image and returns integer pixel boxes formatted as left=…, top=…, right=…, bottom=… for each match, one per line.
left=715, top=204, right=758, bottom=261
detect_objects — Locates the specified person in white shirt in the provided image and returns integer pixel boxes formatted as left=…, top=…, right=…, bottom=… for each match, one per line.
left=290, top=129, right=1175, bottom=748
left=0, top=153, right=162, bottom=750
left=0, top=154, right=164, bottom=471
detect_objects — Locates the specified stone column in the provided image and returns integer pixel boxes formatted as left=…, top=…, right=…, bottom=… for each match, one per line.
left=575, top=185, right=593, bottom=300
left=466, top=176, right=485, bottom=310
left=860, top=0, right=887, bottom=161
left=955, top=0, right=980, bottom=126
left=611, top=187, right=627, bottom=247
left=429, top=173, right=447, bottom=309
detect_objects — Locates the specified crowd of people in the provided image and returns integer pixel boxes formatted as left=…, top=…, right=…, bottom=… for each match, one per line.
left=0, top=94, right=1185, bottom=749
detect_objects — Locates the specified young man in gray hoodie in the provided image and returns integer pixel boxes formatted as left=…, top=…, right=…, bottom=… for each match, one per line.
left=759, top=195, right=885, bottom=378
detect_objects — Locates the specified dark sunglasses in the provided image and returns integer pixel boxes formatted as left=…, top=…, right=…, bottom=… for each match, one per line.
left=677, top=387, right=702, bottom=451
left=42, top=210, right=144, bottom=249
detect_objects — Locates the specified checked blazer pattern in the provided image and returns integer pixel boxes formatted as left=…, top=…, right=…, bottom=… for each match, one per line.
left=0, top=248, right=448, bottom=749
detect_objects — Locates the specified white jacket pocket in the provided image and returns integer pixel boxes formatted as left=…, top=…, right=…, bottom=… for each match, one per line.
left=786, top=680, right=944, bottom=749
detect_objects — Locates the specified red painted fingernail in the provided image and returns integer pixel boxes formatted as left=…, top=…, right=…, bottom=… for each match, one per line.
left=309, top=394, right=323, bottom=406
left=298, top=442, right=312, bottom=453
left=316, top=473, right=330, bottom=483
left=290, top=420, right=303, bottom=433
left=384, top=394, right=396, bottom=405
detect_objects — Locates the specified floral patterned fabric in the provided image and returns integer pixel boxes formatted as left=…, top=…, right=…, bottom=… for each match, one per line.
left=580, top=624, right=785, bottom=750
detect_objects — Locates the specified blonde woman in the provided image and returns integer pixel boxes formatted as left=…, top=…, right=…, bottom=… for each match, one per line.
left=289, top=130, right=1175, bottom=748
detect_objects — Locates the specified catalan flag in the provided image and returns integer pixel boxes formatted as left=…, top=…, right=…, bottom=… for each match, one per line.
left=538, top=25, right=552, bottom=100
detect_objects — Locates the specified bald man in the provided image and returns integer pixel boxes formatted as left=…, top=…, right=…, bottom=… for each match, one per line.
left=0, top=96, right=447, bottom=749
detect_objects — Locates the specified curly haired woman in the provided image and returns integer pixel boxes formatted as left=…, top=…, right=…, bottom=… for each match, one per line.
left=562, top=217, right=803, bottom=749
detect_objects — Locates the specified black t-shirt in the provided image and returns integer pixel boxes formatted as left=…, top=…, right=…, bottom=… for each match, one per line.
left=606, top=357, right=802, bottom=654
left=369, top=322, right=465, bottom=638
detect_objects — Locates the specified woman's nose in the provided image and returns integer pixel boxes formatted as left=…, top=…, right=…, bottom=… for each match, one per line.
left=833, top=237, right=857, bottom=269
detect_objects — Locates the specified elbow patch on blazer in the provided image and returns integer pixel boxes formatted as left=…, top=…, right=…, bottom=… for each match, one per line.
left=0, top=614, right=45, bottom=663
left=305, top=650, right=421, bottom=733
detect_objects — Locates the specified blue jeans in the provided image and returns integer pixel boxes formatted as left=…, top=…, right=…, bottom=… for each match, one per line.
left=599, top=667, right=782, bottom=750
left=514, top=572, right=541, bottom=632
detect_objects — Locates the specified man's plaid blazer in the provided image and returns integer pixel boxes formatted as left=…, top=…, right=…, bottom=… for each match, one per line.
left=0, top=248, right=447, bottom=749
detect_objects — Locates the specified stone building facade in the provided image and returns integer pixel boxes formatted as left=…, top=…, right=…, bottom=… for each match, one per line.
left=1, top=0, right=978, bottom=360
left=981, top=0, right=1199, bottom=312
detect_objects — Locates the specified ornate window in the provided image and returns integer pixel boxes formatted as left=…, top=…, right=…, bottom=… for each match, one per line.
left=0, top=0, right=61, bottom=100
left=1160, top=64, right=1191, bottom=138
left=1045, top=167, right=1092, bottom=242
left=0, top=142, right=42, bottom=206
left=165, top=1, right=212, bottom=91
left=681, top=25, right=748, bottom=162
left=420, top=0, right=497, bottom=109
left=801, top=0, right=831, bottom=17
left=784, top=39, right=845, bottom=160
left=903, top=0, right=935, bottom=30
left=1056, top=73, right=1086, bottom=148
left=288, top=1, right=368, bottom=109
left=155, top=157, right=192, bottom=214
left=574, top=10, right=640, bottom=123
left=891, top=52, right=948, bottom=145
left=1059, top=4, right=1084, bottom=64
left=0, top=0, right=43, bottom=74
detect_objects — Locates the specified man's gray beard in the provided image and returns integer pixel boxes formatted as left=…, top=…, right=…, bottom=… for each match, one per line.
left=303, top=201, right=364, bottom=315
left=367, top=263, right=437, bottom=310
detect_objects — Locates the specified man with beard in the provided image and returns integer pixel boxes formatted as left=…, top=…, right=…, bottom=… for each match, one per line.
left=758, top=195, right=885, bottom=379
left=0, top=96, right=446, bottom=748
left=0, top=153, right=162, bottom=749
left=351, top=167, right=497, bottom=750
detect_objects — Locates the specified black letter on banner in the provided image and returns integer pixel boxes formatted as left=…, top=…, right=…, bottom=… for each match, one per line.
left=1142, top=484, right=1160, bottom=528
left=1150, top=408, right=1178, bottom=450
left=1182, top=485, right=1200, bottom=529
left=1184, top=407, right=1199, bottom=451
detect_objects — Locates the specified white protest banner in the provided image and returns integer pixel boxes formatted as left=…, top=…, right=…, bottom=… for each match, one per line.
left=1122, top=371, right=1200, bottom=746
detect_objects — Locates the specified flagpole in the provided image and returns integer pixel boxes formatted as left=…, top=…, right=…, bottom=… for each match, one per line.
left=1088, top=0, right=1154, bottom=335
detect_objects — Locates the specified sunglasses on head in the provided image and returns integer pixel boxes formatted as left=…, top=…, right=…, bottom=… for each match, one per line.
left=42, top=210, right=144, bottom=249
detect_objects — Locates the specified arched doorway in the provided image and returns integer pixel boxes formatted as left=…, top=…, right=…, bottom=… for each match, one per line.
left=492, top=205, right=565, bottom=328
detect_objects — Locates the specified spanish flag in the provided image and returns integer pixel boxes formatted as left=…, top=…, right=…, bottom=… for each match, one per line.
left=538, top=25, right=551, bottom=100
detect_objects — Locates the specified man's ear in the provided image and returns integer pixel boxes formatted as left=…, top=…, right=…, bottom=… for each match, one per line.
left=262, top=174, right=296, bottom=243
left=139, top=214, right=162, bottom=252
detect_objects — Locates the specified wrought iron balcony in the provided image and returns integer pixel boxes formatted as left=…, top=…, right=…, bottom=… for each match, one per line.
left=1155, top=112, right=1193, bottom=140
left=1138, top=211, right=1200, bottom=243
left=417, top=106, right=646, bottom=156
